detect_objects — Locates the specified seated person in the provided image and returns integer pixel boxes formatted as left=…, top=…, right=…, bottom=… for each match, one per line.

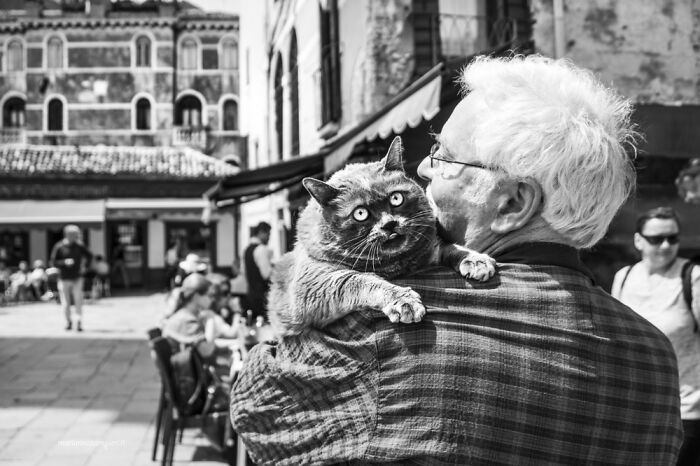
left=28, top=260, right=48, bottom=301
left=173, top=253, right=208, bottom=287
left=162, top=273, right=214, bottom=355
left=9, top=261, right=31, bottom=302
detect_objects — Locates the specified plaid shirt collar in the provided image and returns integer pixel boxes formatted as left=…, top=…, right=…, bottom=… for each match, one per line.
left=494, top=242, right=595, bottom=283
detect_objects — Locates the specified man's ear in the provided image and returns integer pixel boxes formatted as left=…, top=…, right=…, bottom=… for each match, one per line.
left=303, top=177, right=339, bottom=206
left=381, top=136, right=404, bottom=172
left=490, top=178, right=542, bottom=234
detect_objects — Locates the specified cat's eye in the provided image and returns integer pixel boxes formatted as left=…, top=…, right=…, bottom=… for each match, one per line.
left=389, top=192, right=404, bottom=207
left=352, top=207, right=369, bottom=222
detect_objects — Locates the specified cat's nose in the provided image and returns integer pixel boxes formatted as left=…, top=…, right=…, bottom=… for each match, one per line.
left=382, top=220, right=398, bottom=232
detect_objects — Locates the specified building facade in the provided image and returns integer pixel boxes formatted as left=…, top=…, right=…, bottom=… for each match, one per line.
left=0, top=0, right=243, bottom=288
left=229, top=0, right=530, bottom=259
left=219, top=0, right=700, bottom=291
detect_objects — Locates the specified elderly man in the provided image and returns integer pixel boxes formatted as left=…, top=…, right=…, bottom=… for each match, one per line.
left=231, top=56, right=683, bottom=465
left=50, top=224, right=92, bottom=331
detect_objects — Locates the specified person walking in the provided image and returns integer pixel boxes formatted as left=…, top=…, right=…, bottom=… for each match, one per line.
left=231, top=55, right=683, bottom=465
left=612, top=206, right=700, bottom=466
left=243, top=222, right=273, bottom=322
left=50, top=224, right=92, bottom=331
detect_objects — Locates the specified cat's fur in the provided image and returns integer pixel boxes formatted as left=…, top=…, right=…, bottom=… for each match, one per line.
left=268, top=137, right=495, bottom=337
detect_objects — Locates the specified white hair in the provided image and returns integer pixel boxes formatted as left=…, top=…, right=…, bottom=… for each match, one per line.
left=459, top=55, right=637, bottom=249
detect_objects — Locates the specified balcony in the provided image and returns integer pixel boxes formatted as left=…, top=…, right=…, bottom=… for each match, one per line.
left=172, top=126, right=207, bottom=150
left=0, top=128, right=26, bottom=145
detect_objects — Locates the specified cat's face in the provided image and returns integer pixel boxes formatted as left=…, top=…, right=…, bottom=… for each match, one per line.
left=302, top=137, right=436, bottom=275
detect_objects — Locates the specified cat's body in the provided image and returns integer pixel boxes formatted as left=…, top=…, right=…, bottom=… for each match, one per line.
left=268, top=137, right=494, bottom=337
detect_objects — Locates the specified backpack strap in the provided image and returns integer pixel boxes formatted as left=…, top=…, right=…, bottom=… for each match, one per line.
left=681, top=261, right=698, bottom=333
left=618, top=265, right=633, bottom=295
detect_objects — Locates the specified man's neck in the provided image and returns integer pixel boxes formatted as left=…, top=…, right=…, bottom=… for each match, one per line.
left=478, top=218, right=572, bottom=257
left=641, top=257, right=677, bottom=275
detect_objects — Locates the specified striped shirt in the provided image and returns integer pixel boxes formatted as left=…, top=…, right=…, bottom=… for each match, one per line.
left=231, top=244, right=683, bottom=465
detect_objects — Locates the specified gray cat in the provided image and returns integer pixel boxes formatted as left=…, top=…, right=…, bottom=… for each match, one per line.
left=268, top=136, right=495, bottom=337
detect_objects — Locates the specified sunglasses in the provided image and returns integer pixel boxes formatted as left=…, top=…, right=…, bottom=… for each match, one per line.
left=640, top=234, right=680, bottom=246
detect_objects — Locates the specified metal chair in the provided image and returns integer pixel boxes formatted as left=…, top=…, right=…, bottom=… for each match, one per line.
left=150, top=336, right=233, bottom=466
left=146, top=328, right=164, bottom=461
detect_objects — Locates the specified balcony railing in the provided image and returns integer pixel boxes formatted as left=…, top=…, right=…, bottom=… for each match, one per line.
left=0, top=128, right=26, bottom=145
left=172, top=126, right=207, bottom=150
left=421, top=13, right=519, bottom=64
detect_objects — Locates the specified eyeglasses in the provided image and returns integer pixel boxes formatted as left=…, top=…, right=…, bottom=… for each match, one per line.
left=427, top=153, right=489, bottom=170
left=640, top=233, right=680, bottom=246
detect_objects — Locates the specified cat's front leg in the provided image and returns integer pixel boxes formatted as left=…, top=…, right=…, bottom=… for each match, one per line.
left=440, top=241, right=496, bottom=282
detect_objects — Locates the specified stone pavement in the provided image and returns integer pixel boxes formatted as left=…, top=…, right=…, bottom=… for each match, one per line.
left=0, top=292, right=230, bottom=466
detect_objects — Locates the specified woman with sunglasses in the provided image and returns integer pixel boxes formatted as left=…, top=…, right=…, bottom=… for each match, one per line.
left=612, top=206, right=700, bottom=466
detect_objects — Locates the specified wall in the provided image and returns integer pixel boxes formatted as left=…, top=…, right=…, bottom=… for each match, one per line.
left=532, top=0, right=699, bottom=104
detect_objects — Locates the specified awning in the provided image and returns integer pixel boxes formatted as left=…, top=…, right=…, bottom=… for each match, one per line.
left=210, top=64, right=443, bottom=207
left=212, top=152, right=326, bottom=207
left=323, top=63, right=443, bottom=174
left=105, top=198, right=210, bottom=209
left=0, top=199, right=105, bottom=226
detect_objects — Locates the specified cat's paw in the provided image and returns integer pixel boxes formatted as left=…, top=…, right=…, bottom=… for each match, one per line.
left=459, top=251, right=497, bottom=282
left=382, top=286, right=426, bottom=324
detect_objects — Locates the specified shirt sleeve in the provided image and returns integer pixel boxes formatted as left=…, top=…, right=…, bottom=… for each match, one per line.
left=253, top=244, right=273, bottom=280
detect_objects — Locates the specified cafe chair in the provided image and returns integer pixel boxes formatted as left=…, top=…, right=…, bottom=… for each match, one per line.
left=146, top=328, right=164, bottom=461
left=150, top=336, right=234, bottom=466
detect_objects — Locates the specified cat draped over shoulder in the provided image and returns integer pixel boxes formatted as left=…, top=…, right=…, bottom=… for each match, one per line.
left=268, top=136, right=495, bottom=337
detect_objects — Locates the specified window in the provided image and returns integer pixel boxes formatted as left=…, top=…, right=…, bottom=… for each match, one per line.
left=135, top=98, right=151, bottom=130
left=135, top=35, right=151, bottom=67
left=289, top=31, right=300, bottom=156
left=220, top=38, right=238, bottom=70
left=3, top=97, right=25, bottom=127
left=7, top=40, right=23, bottom=71
left=273, top=53, right=283, bottom=160
left=180, top=38, right=198, bottom=70
left=47, top=98, right=64, bottom=131
left=175, top=95, right=202, bottom=126
left=47, top=37, right=63, bottom=69
left=222, top=99, right=238, bottom=131
left=319, top=0, right=341, bottom=126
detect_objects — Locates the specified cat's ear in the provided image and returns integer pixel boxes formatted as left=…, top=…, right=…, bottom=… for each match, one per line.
left=303, top=177, right=339, bottom=206
left=381, top=136, right=405, bottom=172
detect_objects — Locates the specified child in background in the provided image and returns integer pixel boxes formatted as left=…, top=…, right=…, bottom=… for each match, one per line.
left=29, top=260, right=48, bottom=301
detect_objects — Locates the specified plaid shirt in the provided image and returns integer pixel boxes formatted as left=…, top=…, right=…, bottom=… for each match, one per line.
left=231, top=245, right=683, bottom=465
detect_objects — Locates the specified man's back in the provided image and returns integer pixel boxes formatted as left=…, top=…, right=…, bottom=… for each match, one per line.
left=231, top=261, right=682, bottom=465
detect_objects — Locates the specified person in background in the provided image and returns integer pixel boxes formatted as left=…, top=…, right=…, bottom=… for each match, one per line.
left=243, top=222, right=273, bottom=322
left=50, top=224, right=92, bottom=331
left=91, top=255, right=110, bottom=300
left=28, top=260, right=48, bottom=301
left=612, top=206, right=700, bottom=466
left=111, top=242, right=130, bottom=289
left=162, top=272, right=212, bottom=347
left=9, top=260, right=31, bottom=302
left=231, top=55, right=683, bottom=465
left=164, top=237, right=186, bottom=290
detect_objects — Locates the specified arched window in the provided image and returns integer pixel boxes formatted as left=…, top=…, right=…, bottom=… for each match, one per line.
left=222, top=99, right=238, bottom=131
left=273, top=53, right=284, bottom=160
left=3, top=97, right=25, bottom=127
left=135, top=36, right=151, bottom=67
left=220, top=38, right=238, bottom=70
left=289, top=31, right=300, bottom=156
left=175, top=95, right=202, bottom=126
left=181, top=38, right=198, bottom=70
left=7, top=40, right=23, bottom=71
left=47, top=98, right=64, bottom=131
left=47, top=37, right=63, bottom=69
left=135, top=98, right=151, bottom=130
